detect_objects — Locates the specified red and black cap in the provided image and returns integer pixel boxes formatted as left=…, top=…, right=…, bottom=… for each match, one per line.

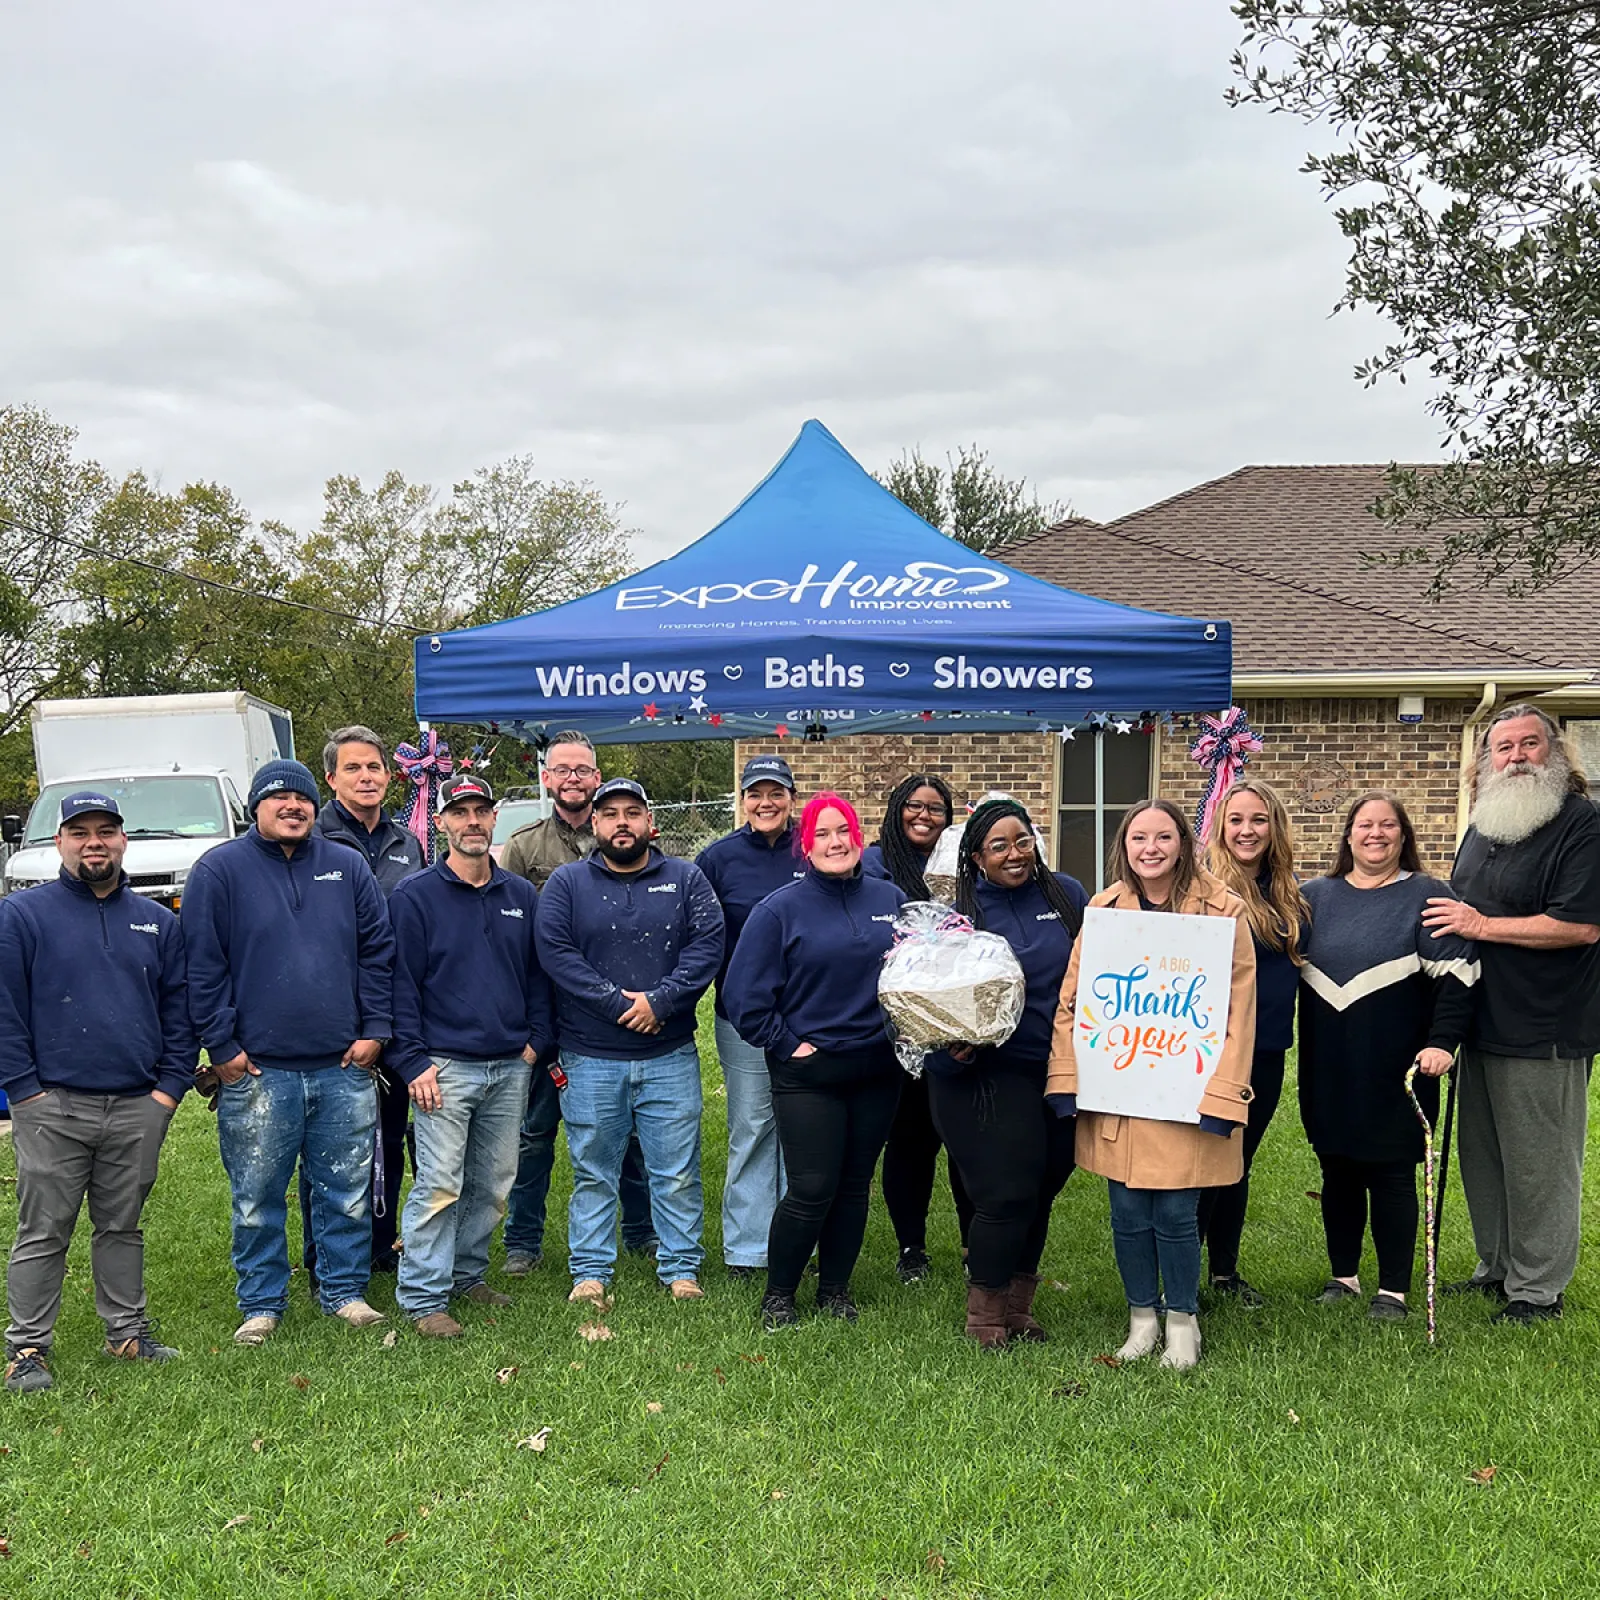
left=436, top=776, right=496, bottom=813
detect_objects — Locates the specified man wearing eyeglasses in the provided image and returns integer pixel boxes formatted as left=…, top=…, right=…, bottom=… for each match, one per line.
left=500, top=732, right=657, bottom=1273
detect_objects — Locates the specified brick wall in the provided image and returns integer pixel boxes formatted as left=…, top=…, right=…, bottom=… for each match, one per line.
left=1157, top=696, right=1472, bottom=876
left=733, top=732, right=1059, bottom=847
left=740, top=695, right=1473, bottom=878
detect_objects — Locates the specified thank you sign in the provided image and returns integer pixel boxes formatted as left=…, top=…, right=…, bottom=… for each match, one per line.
left=1073, top=907, right=1235, bottom=1123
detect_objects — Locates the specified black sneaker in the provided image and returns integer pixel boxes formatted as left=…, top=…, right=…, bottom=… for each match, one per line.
left=623, top=1236, right=660, bottom=1261
left=896, top=1247, right=931, bottom=1284
left=1368, top=1293, right=1408, bottom=1322
left=725, top=1264, right=761, bottom=1281
left=1209, top=1273, right=1265, bottom=1309
left=1316, top=1279, right=1361, bottom=1305
left=105, top=1329, right=181, bottom=1361
left=1443, top=1276, right=1508, bottom=1303
left=4, top=1347, right=52, bottom=1393
left=1492, top=1297, right=1563, bottom=1325
left=760, top=1291, right=799, bottom=1332
left=818, top=1287, right=859, bottom=1322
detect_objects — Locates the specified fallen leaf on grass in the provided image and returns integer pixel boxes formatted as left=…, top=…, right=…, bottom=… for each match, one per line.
left=417, top=1506, right=431, bottom=1519
left=0, top=1446, right=10, bottom=1456
left=381, top=1330, right=398, bottom=1349
left=75, top=1541, right=91, bottom=1558
left=577, top=1322, right=614, bottom=1343
left=1051, top=1382, right=1088, bottom=1399
left=1287, top=1410, right=1302, bottom=1426
left=568, top=1362, right=584, bottom=1370
left=221, top=1515, right=252, bottom=1532
left=925, top=1550, right=947, bottom=1574
left=251, top=1438, right=264, bottom=1453
left=288, top=1374, right=310, bottom=1392
left=1305, top=1190, right=1322, bottom=1202
left=645, top=1401, right=663, bottom=1414
left=495, top=1366, right=520, bottom=1385
left=516, top=1428, right=553, bottom=1453
left=0, top=1536, right=10, bottom=1558
left=384, top=1529, right=409, bottom=1547
left=714, top=1366, right=727, bottom=1385
left=737, top=1352, right=766, bottom=1365
left=1046, top=1280, right=1070, bottom=1294
left=644, top=1450, right=670, bottom=1482
left=1469, top=1465, right=1498, bottom=1486
left=770, top=1490, right=786, bottom=1500
left=1092, top=1354, right=1122, bottom=1369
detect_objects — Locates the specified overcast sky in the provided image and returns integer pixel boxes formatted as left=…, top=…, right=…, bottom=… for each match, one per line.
left=2, top=1, right=1440, bottom=562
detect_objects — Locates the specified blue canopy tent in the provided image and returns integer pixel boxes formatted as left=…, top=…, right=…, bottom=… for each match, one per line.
left=413, top=421, right=1231, bottom=743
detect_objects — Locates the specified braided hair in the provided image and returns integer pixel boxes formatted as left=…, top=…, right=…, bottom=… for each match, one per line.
left=876, top=772, right=955, bottom=898
left=954, top=797, right=1084, bottom=937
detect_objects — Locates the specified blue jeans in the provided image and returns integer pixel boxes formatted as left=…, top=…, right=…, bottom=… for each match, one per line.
left=560, top=1044, right=704, bottom=1285
left=217, top=1065, right=378, bottom=1318
left=715, top=1015, right=785, bottom=1267
left=1107, top=1180, right=1202, bottom=1316
left=397, top=1056, right=529, bottom=1318
left=504, top=1062, right=655, bottom=1257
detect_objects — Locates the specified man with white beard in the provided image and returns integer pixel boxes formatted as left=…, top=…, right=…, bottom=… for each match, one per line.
left=1423, top=704, right=1600, bottom=1323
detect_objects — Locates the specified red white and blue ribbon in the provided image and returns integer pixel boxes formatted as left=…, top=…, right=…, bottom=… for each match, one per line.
left=1188, top=706, right=1263, bottom=843
left=394, top=730, right=454, bottom=864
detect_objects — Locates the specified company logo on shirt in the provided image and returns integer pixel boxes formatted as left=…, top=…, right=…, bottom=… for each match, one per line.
left=128, top=921, right=159, bottom=935
left=871, top=914, right=894, bottom=924
left=1037, top=911, right=1060, bottom=921
left=313, top=870, right=344, bottom=882
left=387, top=853, right=411, bottom=864
left=500, top=907, right=525, bottom=919
left=646, top=882, right=680, bottom=894
left=614, top=560, right=1012, bottom=614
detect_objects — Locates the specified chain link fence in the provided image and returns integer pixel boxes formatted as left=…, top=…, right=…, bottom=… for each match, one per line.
left=652, top=795, right=737, bottom=860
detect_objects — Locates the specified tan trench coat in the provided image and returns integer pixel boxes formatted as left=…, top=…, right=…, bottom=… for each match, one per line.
left=1045, top=870, right=1258, bottom=1190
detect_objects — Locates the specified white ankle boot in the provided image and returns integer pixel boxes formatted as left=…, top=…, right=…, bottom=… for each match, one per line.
left=1115, top=1306, right=1161, bottom=1361
left=1160, top=1311, right=1201, bottom=1370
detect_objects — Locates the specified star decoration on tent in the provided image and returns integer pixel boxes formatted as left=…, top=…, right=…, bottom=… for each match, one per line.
left=920, top=710, right=934, bottom=723
left=708, top=713, right=724, bottom=728
left=1058, top=725, right=1076, bottom=743
left=1113, top=718, right=1133, bottom=735
left=689, top=694, right=708, bottom=714
left=774, top=722, right=790, bottom=738
left=643, top=701, right=659, bottom=720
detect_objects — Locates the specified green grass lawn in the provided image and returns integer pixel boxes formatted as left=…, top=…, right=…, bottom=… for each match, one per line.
left=2, top=1010, right=1597, bottom=1599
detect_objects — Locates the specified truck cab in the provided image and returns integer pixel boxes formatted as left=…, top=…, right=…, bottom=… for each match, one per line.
left=2, top=768, right=250, bottom=910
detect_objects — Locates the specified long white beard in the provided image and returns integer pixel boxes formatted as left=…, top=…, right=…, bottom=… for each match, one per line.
left=1472, top=757, right=1570, bottom=844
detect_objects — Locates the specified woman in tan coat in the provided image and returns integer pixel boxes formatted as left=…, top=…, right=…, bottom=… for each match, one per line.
left=1046, top=799, right=1256, bottom=1369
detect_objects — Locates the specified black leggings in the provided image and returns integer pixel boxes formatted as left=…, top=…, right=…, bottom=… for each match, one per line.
left=880, top=1071, right=974, bottom=1252
left=766, top=1049, right=902, bottom=1296
left=928, top=1066, right=1075, bottom=1291
left=1197, top=1047, right=1285, bottom=1279
left=1319, top=1153, right=1419, bottom=1295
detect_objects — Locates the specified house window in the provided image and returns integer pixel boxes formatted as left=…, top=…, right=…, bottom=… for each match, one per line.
left=1564, top=720, right=1600, bottom=781
left=1057, top=728, right=1156, bottom=891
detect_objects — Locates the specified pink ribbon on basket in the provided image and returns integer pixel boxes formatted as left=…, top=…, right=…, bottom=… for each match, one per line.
left=393, top=730, right=454, bottom=864
left=1188, top=706, right=1263, bottom=843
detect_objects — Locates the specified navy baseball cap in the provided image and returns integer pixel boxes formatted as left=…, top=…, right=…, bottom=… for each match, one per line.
left=59, top=790, right=124, bottom=826
left=592, top=778, right=649, bottom=808
left=436, top=775, right=496, bottom=813
left=740, top=755, right=795, bottom=792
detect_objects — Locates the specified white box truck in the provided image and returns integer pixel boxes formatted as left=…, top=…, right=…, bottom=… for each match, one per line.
left=1, top=692, right=296, bottom=908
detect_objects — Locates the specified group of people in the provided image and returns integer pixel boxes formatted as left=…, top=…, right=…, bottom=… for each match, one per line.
left=2, top=703, right=1595, bottom=1393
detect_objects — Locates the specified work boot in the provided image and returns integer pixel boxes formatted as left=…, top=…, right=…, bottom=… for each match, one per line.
left=4, top=1347, right=52, bottom=1393
left=413, top=1312, right=464, bottom=1339
left=105, top=1326, right=180, bottom=1362
left=332, top=1299, right=387, bottom=1329
left=1005, top=1273, right=1047, bottom=1342
left=964, top=1284, right=1010, bottom=1350
left=568, top=1279, right=609, bottom=1305
left=1115, top=1306, right=1161, bottom=1361
left=459, top=1283, right=512, bottom=1308
left=503, top=1251, right=541, bottom=1277
left=668, top=1279, right=705, bottom=1300
left=1160, top=1311, right=1202, bottom=1370
left=233, top=1315, right=280, bottom=1346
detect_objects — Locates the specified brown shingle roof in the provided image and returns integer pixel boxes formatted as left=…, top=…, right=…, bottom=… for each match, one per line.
left=1005, top=465, right=1598, bottom=675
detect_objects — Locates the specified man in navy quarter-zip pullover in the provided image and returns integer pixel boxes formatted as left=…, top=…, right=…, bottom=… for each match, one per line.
left=0, top=792, right=196, bottom=1394
left=388, top=778, right=554, bottom=1339
left=181, top=759, right=395, bottom=1348
left=535, top=779, right=724, bottom=1304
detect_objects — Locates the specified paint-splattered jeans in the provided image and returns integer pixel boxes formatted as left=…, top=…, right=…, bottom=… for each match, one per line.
left=216, top=1064, right=377, bottom=1318
left=396, top=1056, right=529, bottom=1319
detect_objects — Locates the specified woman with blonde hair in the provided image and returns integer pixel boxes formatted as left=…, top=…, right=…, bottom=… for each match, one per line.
left=1197, top=779, right=1309, bottom=1306
left=1046, top=799, right=1257, bottom=1370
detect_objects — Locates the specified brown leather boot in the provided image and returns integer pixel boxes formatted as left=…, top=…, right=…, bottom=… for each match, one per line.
left=1006, top=1273, right=1047, bottom=1342
left=965, top=1283, right=1010, bottom=1349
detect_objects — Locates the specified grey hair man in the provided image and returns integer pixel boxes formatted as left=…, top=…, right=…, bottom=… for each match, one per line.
left=1423, top=704, right=1600, bottom=1323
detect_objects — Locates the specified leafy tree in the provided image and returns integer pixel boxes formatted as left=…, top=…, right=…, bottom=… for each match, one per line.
left=876, top=445, right=1071, bottom=554
left=1231, top=1, right=1600, bottom=592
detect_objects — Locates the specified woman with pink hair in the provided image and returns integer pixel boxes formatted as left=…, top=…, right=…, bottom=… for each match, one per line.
left=724, top=794, right=908, bottom=1330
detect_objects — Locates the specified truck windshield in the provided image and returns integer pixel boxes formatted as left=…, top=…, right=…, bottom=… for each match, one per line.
left=25, top=777, right=230, bottom=847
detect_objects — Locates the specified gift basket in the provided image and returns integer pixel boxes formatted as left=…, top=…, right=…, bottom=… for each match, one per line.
left=878, top=902, right=1026, bottom=1077
left=922, top=826, right=962, bottom=904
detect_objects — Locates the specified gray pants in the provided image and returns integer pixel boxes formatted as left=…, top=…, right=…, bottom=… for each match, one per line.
left=1458, top=1049, right=1589, bottom=1306
left=6, top=1088, right=175, bottom=1351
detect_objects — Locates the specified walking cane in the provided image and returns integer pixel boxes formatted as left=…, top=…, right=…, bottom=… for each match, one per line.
left=1404, top=1063, right=1438, bottom=1346
left=1432, top=1062, right=1458, bottom=1255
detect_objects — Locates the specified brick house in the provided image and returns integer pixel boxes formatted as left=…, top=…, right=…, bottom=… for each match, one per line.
left=738, top=466, right=1597, bottom=888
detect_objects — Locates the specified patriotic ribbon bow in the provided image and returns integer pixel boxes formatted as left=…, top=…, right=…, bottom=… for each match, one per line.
left=1188, top=706, right=1263, bottom=843
left=394, top=730, right=454, bottom=864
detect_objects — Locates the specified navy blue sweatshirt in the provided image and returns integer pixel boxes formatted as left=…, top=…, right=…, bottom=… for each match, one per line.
left=181, top=828, right=395, bottom=1069
left=0, top=871, right=197, bottom=1102
left=695, top=824, right=807, bottom=1016
left=952, top=872, right=1088, bottom=1069
left=725, top=868, right=908, bottom=1059
left=387, top=858, right=556, bottom=1083
left=315, top=799, right=425, bottom=898
left=534, top=848, right=724, bottom=1060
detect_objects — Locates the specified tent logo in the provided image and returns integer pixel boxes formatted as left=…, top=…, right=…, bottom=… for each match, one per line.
left=614, top=560, right=1011, bottom=613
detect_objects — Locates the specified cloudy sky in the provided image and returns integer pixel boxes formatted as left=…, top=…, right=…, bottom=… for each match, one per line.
left=2, top=1, right=1440, bottom=562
